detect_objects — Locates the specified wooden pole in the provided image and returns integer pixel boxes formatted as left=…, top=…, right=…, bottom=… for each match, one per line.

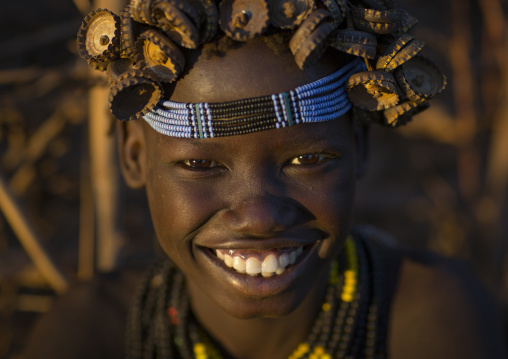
left=77, top=132, right=95, bottom=280
left=0, top=174, right=68, bottom=293
left=88, top=83, right=123, bottom=272
left=88, top=0, right=125, bottom=273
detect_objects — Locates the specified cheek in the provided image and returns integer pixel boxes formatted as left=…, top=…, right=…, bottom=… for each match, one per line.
left=298, top=165, right=356, bottom=259
left=145, top=167, right=224, bottom=262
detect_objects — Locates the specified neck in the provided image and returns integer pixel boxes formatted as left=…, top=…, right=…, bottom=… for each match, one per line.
left=187, top=269, right=329, bottom=359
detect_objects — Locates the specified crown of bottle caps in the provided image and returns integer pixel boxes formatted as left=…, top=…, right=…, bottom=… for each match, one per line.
left=76, top=0, right=446, bottom=128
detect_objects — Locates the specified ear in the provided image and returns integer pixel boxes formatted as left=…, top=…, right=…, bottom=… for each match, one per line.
left=353, top=121, right=369, bottom=179
left=117, top=120, right=147, bottom=189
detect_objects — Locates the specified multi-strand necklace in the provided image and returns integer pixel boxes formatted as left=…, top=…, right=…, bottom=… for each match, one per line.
left=126, top=235, right=388, bottom=359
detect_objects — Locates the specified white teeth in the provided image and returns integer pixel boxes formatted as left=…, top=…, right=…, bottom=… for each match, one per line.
left=233, top=256, right=246, bottom=273
left=215, top=247, right=305, bottom=277
left=289, top=251, right=297, bottom=265
left=224, top=254, right=234, bottom=267
left=261, top=254, right=278, bottom=277
left=246, top=257, right=262, bottom=276
left=279, top=253, right=289, bottom=268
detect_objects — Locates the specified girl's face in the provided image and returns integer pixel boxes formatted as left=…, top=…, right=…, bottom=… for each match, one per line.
left=120, top=39, right=366, bottom=319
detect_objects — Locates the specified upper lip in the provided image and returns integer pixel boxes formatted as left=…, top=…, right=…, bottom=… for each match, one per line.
left=193, top=229, right=325, bottom=251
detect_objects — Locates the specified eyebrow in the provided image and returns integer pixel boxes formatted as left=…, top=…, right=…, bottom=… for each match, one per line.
left=174, top=138, right=223, bottom=150
left=278, top=136, right=337, bottom=152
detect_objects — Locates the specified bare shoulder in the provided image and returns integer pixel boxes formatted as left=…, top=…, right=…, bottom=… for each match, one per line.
left=387, top=246, right=507, bottom=359
left=24, top=269, right=143, bottom=359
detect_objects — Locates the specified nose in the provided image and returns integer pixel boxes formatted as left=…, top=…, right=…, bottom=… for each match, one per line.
left=220, top=195, right=301, bottom=237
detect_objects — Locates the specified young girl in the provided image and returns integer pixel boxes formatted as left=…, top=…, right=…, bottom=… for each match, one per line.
left=25, top=1, right=506, bottom=358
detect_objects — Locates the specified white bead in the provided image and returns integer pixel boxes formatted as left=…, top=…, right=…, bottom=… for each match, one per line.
left=143, top=58, right=365, bottom=138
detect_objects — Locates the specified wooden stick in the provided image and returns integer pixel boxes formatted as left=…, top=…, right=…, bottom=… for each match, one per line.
left=450, top=0, right=480, bottom=201
left=78, top=130, right=95, bottom=281
left=87, top=0, right=125, bottom=273
left=72, top=0, right=92, bottom=15
left=9, top=108, right=67, bottom=195
left=89, top=81, right=123, bottom=272
left=0, top=67, right=42, bottom=85
left=481, top=0, right=508, bottom=201
left=0, top=174, right=68, bottom=293
left=477, top=0, right=508, bottom=300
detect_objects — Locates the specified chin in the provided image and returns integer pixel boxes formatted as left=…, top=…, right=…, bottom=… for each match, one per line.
left=211, top=289, right=307, bottom=320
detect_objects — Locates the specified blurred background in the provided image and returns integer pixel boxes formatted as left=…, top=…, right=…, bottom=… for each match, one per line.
left=0, top=0, right=506, bottom=357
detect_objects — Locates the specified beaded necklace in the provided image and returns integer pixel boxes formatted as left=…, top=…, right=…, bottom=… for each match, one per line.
left=126, top=235, right=388, bottom=359
left=142, top=58, right=365, bottom=138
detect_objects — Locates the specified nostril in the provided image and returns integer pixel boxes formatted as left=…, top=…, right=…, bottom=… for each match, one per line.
left=220, top=208, right=242, bottom=228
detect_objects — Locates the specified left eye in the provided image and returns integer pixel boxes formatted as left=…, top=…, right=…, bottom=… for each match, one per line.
left=290, top=154, right=325, bottom=165
left=182, top=159, right=219, bottom=168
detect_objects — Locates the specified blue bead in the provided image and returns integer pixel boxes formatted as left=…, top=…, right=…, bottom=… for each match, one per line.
left=143, top=59, right=365, bottom=138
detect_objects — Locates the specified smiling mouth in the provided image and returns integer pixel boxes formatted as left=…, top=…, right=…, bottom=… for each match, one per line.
left=214, top=247, right=305, bottom=277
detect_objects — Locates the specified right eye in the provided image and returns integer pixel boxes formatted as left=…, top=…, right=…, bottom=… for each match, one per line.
left=181, top=159, right=220, bottom=169
left=289, top=154, right=327, bottom=166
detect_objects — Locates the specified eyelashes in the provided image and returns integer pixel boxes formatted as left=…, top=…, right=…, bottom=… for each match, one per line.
left=289, top=154, right=328, bottom=166
left=181, top=159, right=220, bottom=169
left=179, top=152, right=338, bottom=171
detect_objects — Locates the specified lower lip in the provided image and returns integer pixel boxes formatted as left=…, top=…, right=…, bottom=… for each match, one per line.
left=196, top=243, right=318, bottom=298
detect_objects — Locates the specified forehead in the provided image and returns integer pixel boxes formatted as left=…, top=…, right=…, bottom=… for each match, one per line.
left=169, top=37, right=350, bottom=103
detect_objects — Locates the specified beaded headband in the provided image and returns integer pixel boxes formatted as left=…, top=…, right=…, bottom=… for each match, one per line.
left=144, top=58, right=364, bottom=138
left=76, top=0, right=446, bottom=130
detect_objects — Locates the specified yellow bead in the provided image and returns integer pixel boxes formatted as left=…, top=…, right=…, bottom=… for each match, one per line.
left=341, top=293, right=354, bottom=302
left=344, top=270, right=355, bottom=279
left=344, top=277, right=356, bottom=285
left=194, top=343, right=206, bottom=354
left=298, top=343, right=310, bottom=353
left=290, top=343, right=309, bottom=359
left=196, top=354, right=207, bottom=359
left=309, top=354, right=318, bottom=359
left=313, top=346, right=325, bottom=355
left=322, top=302, right=331, bottom=311
left=322, top=354, right=332, bottom=359
left=343, top=284, right=355, bottom=293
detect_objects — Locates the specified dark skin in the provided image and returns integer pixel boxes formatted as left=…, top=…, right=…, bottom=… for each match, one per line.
left=118, top=39, right=507, bottom=359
